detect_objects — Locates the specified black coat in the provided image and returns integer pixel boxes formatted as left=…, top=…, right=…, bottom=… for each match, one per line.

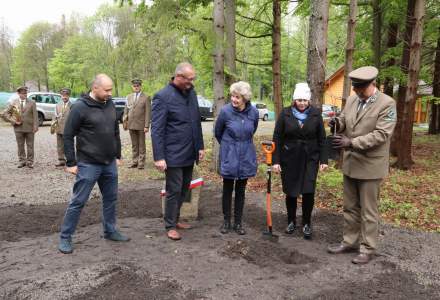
left=272, top=106, right=328, bottom=197
left=151, top=83, right=204, bottom=167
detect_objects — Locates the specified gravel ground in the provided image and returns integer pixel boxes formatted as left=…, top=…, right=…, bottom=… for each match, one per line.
left=0, top=121, right=439, bottom=300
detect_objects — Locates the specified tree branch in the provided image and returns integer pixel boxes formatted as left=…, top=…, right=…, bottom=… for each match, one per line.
left=236, top=13, right=272, bottom=28
left=236, top=58, right=272, bottom=66
left=235, top=30, right=272, bottom=39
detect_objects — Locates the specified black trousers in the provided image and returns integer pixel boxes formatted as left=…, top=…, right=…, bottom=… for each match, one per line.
left=222, top=178, right=248, bottom=224
left=164, top=165, right=193, bottom=230
left=285, top=193, right=314, bottom=226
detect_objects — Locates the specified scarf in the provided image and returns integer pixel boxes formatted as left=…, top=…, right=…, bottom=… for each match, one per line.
left=292, top=107, right=310, bottom=126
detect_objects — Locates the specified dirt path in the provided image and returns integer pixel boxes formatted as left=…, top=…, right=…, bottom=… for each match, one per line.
left=0, top=124, right=439, bottom=299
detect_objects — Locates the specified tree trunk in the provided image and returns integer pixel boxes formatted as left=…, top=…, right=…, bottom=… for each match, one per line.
left=306, top=0, right=330, bottom=108
left=382, top=23, right=398, bottom=97
left=342, top=0, right=357, bottom=109
left=372, top=0, right=382, bottom=81
left=429, top=26, right=440, bottom=134
left=395, top=0, right=425, bottom=170
left=211, top=0, right=225, bottom=172
left=272, top=0, right=282, bottom=118
left=224, top=0, right=237, bottom=88
left=390, top=0, right=416, bottom=157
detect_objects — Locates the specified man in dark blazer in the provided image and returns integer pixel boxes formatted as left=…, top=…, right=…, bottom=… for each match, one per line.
left=53, top=88, right=72, bottom=167
left=151, top=62, right=204, bottom=241
left=328, top=66, right=397, bottom=264
left=4, top=86, right=38, bottom=168
left=123, top=79, right=151, bottom=169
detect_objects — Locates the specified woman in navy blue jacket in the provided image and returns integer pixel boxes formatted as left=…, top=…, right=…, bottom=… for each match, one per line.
left=215, top=81, right=259, bottom=235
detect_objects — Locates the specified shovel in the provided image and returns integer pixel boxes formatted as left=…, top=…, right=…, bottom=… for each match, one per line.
left=261, top=141, right=279, bottom=242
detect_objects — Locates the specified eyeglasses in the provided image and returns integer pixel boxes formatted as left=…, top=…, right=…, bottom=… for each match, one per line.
left=178, top=74, right=196, bottom=82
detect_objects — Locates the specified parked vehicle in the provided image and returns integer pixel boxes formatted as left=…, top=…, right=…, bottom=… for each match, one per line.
left=197, top=95, right=213, bottom=120
left=28, top=92, right=62, bottom=126
left=112, top=97, right=127, bottom=123
left=321, top=104, right=340, bottom=119
left=253, top=103, right=269, bottom=121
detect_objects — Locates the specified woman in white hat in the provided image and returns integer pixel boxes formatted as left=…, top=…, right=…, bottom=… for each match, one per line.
left=272, top=83, right=328, bottom=239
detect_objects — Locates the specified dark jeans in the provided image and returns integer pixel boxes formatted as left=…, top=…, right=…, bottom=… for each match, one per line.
left=164, top=165, right=194, bottom=230
left=285, top=193, right=314, bottom=226
left=60, top=160, right=118, bottom=240
left=222, top=178, right=248, bottom=224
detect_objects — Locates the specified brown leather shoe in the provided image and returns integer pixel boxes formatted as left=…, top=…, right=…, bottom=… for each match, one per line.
left=352, top=253, right=373, bottom=264
left=327, top=243, right=357, bottom=254
left=128, top=164, right=138, bottom=168
left=176, top=223, right=192, bottom=230
left=17, top=163, right=26, bottom=168
left=167, top=229, right=181, bottom=240
left=55, top=162, right=66, bottom=167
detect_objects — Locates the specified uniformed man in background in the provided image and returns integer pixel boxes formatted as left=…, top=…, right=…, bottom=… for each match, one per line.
left=327, top=66, right=397, bottom=264
left=123, top=79, right=151, bottom=169
left=54, top=88, right=72, bottom=167
left=4, top=86, right=38, bottom=168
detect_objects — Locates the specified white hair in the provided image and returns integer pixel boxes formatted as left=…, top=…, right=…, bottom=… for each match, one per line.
left=174, top=62, right=194, bottom=76
left=230, top=81, right=252, bottom=101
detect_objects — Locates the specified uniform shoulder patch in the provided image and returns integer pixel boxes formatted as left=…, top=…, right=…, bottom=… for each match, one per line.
left=383, top=106, right=397, bottom=122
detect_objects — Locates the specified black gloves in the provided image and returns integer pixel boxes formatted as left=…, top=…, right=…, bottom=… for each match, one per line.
left=332, top=134, right=352, bottom=149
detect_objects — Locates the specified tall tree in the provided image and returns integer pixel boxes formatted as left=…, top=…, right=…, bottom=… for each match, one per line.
left=212, top=0, right=225, bottom=171
left=396, top=0, right=425, bottom=169
left=306, top=0, right=330, bottom=107
left=428, top=27, right=440, bottom=134
left=382, top=22, right=398, bottom=97
left=371, top=0, right=382, bottom=77
left=390, top=0, right=416, bottom=157
left=0, top=22, right=13, bottom=91
left=272, top=0, right=282, bottom=117
left=224, top=0, right=237, bottom=87
left=342, top=0, right=358, bottom=109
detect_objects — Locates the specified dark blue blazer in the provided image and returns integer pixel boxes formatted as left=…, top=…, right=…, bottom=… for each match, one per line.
left=215, top=102, right=259, bottom=179
left=151, top=83, right=204, bottom=167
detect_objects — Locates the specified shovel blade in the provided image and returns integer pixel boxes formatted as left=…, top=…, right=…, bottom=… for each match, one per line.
left=262, top=230, right=279, bottom=242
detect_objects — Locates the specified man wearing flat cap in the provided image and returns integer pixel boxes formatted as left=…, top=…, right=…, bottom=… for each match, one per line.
left=3, top=86, right=38, bottom=168
left=123, top=79, right=151, bottom=169
left=53, top=88, right=72, bottom=167
left=327, top=66, right=396, bottom=264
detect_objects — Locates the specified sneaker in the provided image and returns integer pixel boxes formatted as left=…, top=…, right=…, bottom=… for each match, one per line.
left=303, top=224, right=312, bottom=240
left=58, top=238, right=73, bottom=254
left=220, top=221, right=231, bottom=234
left=233, top=223, right=246, bottom=235
left=285, top=222, right=296, bottom=234
left=104, top=231, right=131, bottom=242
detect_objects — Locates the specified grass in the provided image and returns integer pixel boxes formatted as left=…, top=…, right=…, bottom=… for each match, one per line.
left=120, top=131, right=440, bottom=233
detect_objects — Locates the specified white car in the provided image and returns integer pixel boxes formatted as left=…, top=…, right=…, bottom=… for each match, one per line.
left=27, top=92, right=62, bottom=126
left=253, top=103, right=269, bottom=121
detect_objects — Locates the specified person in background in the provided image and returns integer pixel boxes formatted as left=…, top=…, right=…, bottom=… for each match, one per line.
left=123, top=79, right=151, bottom=170
left=272, top=83, right=328, bottom=240
left=53, top=88, right=72, bottom=167
left=3, top=86, right=38, bottom=168
left=215, top=81, right=259, bottom=235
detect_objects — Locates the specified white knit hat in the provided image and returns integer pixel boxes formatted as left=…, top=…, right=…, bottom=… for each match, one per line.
left=292, top=83, right=311, bottom=101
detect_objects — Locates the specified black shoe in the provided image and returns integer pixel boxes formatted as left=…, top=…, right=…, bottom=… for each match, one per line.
left=220, top=221, right=231, bottom=234
left=233, top=223, right=246, bottom=235
left=303, top=224, right=312, bottom=240
left=285, top=222, right=296, bottom=234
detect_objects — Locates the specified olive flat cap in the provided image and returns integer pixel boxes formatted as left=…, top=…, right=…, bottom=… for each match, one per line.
left=131, top=79, right=142, bottom=85
left=16, top=86, right=28, bottom=93
left=349, top=66, right=378, bottom=88
left=60, top=88, right=71, bottom=94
